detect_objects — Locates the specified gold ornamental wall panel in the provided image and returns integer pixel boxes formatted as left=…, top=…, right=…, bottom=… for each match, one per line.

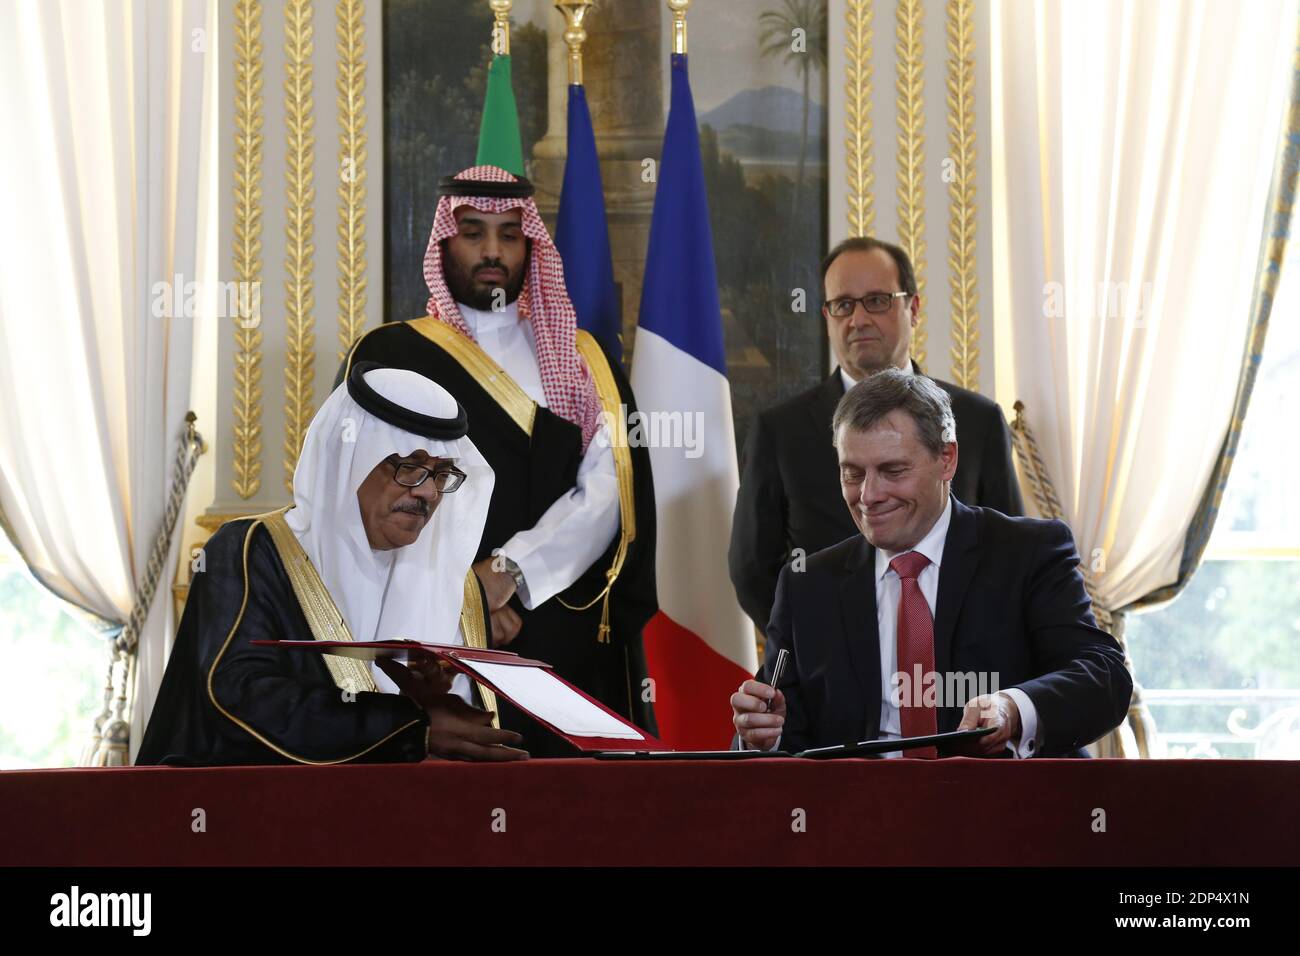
left=894, top=0, right=927, bottom=370
left=945, top=0, right=979, bottom=389
left=214, top=0, right=380, bottom=518
left=834, top=0, right=989, bottom=393
left=283, top=0, right=317, bottom=495
left=232, top=0, right=265, bottom=501
left=335, top=0, right=368, bottom=363
left=844, top=0, right=876, bottom=238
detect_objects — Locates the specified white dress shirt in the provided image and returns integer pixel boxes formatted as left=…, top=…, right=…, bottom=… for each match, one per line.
left=456, top=301, right=620, bottom=608
left=839, top=360, right=911, bottom=394
left=874, top=497, right=1040, bottom=758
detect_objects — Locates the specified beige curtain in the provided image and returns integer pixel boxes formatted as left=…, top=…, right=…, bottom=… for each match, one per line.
left=0, top=0, right=217, bottom=764
left=991, top=0, right=1297, bottom=754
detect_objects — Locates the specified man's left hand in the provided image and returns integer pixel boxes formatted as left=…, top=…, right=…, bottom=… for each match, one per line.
left=473, top=557, right=517, bottom=611
left=376, top=657, right=455, bottom=710
left=955, top=692, right=1021, bottom=756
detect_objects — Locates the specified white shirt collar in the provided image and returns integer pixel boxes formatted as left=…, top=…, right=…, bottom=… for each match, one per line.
left=457, top=298, right=520, bottom=333
left=874, top=495, right=953, bottom=584
left=840, top=361, right=913, bottom=393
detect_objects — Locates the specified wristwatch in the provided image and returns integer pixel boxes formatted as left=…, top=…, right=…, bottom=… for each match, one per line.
left=499, top=555, right=526, bottom=592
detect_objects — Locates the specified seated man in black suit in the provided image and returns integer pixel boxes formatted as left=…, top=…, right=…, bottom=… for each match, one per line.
left=730, top=236, right=1024, bottom=633
left=730, top=370, right=1131, bottom=757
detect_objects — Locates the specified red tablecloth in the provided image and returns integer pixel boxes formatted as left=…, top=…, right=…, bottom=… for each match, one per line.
left=1, top=758, right=1294, bottom=866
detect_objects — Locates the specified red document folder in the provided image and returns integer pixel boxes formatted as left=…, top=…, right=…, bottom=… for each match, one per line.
left=252, top=639, right=668, bottom=753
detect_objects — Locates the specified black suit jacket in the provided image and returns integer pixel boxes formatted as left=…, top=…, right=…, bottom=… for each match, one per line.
left=730, top=365, right=1025, bottom=630
left=757, top=498, right=1132, bottom=757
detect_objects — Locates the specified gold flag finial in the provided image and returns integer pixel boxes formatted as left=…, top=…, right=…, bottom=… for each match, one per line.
left=490, top=0, right=513, bottom=56
left=556, top=1, right=595, bottom=85
left=668, top=0, right=691, bottom=56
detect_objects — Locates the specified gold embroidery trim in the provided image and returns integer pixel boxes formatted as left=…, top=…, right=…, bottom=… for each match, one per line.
left=459, top=571, right=500, bottom=729
left=404, top=317, right=538, bottom=436
left=575, top=331, right=636, bottom=544
left=258, top=508, right=378, bottom=693
left=556, top=331, right=636, bottom=643
left=206, top=514, right=419, bottom=766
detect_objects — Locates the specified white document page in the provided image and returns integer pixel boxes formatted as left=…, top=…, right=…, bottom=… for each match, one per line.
left=460, top=661, right=645, bottom=740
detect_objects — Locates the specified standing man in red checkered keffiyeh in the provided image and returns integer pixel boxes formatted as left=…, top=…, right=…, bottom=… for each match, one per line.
left=343, top=165, right=659, bottom=755
left=422, top=165, right=604, bottom=449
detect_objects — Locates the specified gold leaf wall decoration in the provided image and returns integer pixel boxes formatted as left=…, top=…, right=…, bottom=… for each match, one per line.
left=845, top=0, right=876, bottom=237
left=232, top=0, right=265, bottom=500
left=283, top=0, right=316, bottom=495
left=895, top=0, right=927, bottom=368
left=336, top=0, right=368, bottom=363
left=945, top=0, right=979, bottom=389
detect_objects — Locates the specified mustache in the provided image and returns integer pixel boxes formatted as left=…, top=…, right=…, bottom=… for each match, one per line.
left=473, top=259, right=507, bottom=277
left=392, top=500, right=431, bottom=517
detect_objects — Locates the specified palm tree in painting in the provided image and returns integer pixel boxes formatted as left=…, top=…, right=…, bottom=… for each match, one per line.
left=759, top=0, right=827, bottom=220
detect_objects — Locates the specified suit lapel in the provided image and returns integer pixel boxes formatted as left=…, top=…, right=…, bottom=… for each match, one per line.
left=837, top=536, right=882, bottom=740
left=810, top=371, right=854, bottom=537
left=933, top=497, right=980, bottom=679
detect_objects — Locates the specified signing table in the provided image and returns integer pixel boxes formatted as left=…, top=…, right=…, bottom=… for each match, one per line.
left=1, top=758, right=1295, bottom=866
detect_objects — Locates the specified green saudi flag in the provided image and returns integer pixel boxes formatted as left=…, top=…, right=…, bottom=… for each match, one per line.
left=475, top=55, right=525, bottom=176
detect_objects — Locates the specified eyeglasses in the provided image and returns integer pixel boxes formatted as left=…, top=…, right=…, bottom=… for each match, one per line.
left=824, top=292, right=911, bottom=318
left=385, top=457, right=468, bottom=493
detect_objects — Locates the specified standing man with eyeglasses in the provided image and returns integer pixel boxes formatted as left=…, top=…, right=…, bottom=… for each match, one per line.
left=729, top=236, right=1024, bottom=634
left=340, top=165, right=658, bottom=755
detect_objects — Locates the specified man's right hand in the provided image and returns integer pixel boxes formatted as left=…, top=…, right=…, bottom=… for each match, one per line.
left=489, top=606, right=522, bottom=648
left=731, top=679, right=786, bottom=751
left=425, top=693, right=528, bottom=761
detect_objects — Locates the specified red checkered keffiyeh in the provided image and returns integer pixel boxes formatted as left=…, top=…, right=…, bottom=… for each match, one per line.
left=422, top=164, right=602, bottom=450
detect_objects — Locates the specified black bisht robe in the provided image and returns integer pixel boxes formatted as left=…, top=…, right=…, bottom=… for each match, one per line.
left=137, top=516, right=436, bottom=766
left=342, top=320, right=659, bottom=755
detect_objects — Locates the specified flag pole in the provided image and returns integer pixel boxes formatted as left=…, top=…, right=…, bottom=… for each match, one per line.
left=554, top=0, right=622, bottom=359
left=668, top=0, right=691, bottom=56
left=490, top=0, right=512, bottom=56
left=556, top=1, right=594, bottom=86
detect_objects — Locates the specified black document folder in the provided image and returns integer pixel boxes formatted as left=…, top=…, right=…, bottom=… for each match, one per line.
left=794, top=726, right=996, bottom=759
left=592, top=726, right=995, bottom=761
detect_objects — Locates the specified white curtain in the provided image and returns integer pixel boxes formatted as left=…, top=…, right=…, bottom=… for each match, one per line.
left=0, top=0, right=217, bottom=762
left=990, top=0, right=1295, bottom=615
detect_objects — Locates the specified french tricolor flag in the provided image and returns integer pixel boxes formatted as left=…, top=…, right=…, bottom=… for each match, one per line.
left=631, top=53, right=757, bottom=749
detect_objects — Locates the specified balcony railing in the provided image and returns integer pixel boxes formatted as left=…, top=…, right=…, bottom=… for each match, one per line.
left=1140, top=689, right=1300, bottom=758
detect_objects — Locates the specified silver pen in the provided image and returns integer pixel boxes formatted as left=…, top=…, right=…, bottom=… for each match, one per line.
left=764, top=648, right=790, bottom=713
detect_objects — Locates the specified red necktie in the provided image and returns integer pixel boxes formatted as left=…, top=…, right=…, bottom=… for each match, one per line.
left=890, top=551, right=938, bottom=758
